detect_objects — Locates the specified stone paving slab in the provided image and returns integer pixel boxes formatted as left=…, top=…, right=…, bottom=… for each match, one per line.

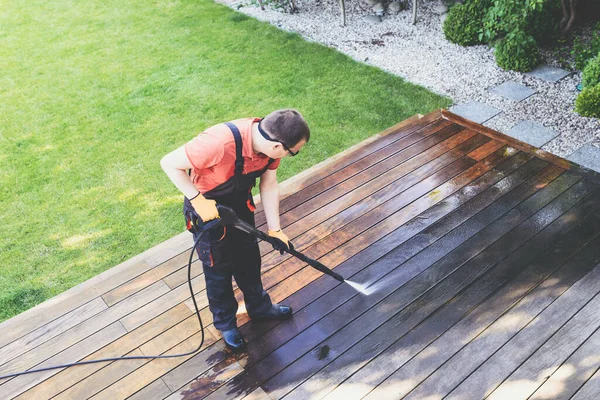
left=450, top=101, right=501, bottom=124
left=568, top=144, right=600, bottom=172
left=526, top=64, right=571, bottom=83
left=508, top=120, right=559, bottom=148
left=489, top=81, right=537, bottom=102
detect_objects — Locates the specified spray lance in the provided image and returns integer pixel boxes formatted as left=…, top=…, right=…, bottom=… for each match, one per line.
left=215, top=205, right=345, bottom=282
left=0, top=205, right=344, bottom=381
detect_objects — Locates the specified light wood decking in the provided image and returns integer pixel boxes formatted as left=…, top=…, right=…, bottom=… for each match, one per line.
left=2, top=109, right=600, bottom=400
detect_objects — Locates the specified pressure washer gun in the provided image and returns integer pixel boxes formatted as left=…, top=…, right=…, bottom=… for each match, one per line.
left=203, top=205, right=345, bottom=283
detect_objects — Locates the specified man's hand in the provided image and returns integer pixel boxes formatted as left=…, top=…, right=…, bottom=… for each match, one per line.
left=190, top=194, right=220, bottom=222
left=268, top=229, right=294, bottom=254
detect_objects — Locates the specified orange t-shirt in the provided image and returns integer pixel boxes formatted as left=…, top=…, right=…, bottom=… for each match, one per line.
left=185, top=118, right=280, bottom=194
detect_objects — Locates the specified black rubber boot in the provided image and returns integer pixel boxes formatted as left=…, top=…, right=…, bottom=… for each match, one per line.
left=250, top=303, right=293, bottom=320
left=221, top=327, right=247, bottom=353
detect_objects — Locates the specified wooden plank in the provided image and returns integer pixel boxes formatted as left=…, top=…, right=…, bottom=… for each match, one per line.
left=304, top=189, right=600, bottom=400
left=340, top=191, right=600, bottom=400
left=16, top=304, right=193, bottom=400
left=529, top=325, right=600, bottom=399
left=254, top=117, right=454, bottom=227
left=0, top=297, right=107, bottom=371
left=442, top=109, right=574, bottom=171
left=261, top=173, right=597, bottom=399
left=103, top=251, right=193, bottom=306
left=129, top=378, right=173, bottom=400
left=257, top=129, right=481, bottom=273
left=0, top=321, right=127, bottom=399
left=402, top=236, right=600, bottom=400
left=467, top=140, right=506, bottom=161
left=0, top=257, right=151, bottom=351
left=445, top=250, right=600, bottom=400
left=53, top=349, right=148, bottom=400
left=163, top=260, right=203, bottom=290
left=119, top=275, right=205, bottom=332
left=51, top=309, right=215, bottom=400
left=488, top=284, right=600, bottom=400
left=201, top=163, right=574, bottom=399
left=0, top=280, right=169, bottom=380
left=571, top=367, right=600, bottom=400
left=88, top=331, right=218, bottom=399
left=256, top=124, right=472, bottom=257
left=161, top=149, right=539, bottom=397
left=255, top=112, right=442, bottom=216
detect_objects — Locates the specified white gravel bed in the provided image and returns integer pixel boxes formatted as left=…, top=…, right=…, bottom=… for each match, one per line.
left=228, top=0, right=600, bottom=159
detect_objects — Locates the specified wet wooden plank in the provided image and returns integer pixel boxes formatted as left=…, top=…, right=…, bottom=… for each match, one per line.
left=262, top=172, right=594, bottom=399
left=254, top=112, right=444, bottom=221
left=295, top=186, right=600, bottom=400
left=201, top=162, right=573, bottom=399
left=345, top=191, right=600, bottom=400
left=403, top=237, right=600, bottom=400
left=257, top=130, right=482, bottom=278
left=256, top=124, right=472, bottom=257
left=254, top=117, right=454, bottom=227
left=159, top=149, right=537, bottom=396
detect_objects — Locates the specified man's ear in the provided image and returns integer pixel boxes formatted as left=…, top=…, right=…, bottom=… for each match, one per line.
left=271, top=143, right=283, bottom=152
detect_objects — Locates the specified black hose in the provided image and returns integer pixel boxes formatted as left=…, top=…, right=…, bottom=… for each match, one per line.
left=0, top=231, right=208, bottom=381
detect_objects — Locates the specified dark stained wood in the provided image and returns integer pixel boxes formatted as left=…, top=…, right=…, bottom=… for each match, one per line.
left=403, top=233, right=600, bottom=400
left=200, top=163, right=576, bottom=399
left=5, top=111, right=600, bottom=400
left=356, top=191, right=600, bottom=400
left=285, top=183, right=600, bottom=400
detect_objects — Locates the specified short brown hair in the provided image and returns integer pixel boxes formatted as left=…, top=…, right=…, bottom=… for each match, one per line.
left=262, top=109, right=310, bottom=147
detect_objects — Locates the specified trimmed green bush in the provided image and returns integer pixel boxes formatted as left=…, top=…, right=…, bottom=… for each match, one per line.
left=443, top=4, right=481, bottom=46
left=576, top=84, right=600, bottom=118
left=582, top=54, right=600, bottom=89
left=495, top=32, right=540, bottom=72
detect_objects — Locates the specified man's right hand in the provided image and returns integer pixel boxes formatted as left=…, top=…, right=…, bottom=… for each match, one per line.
left=190, top=194, right=220, bottom=222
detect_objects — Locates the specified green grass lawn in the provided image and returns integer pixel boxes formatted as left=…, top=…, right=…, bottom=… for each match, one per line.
left=0, top=0, right=450, bottom=322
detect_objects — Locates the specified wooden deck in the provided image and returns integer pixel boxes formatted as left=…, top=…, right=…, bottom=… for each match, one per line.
left=3, top=109, right=600, bottom=400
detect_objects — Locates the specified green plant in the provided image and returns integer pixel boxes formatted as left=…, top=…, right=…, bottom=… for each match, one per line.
left=575, top=83, right=600, bottom=117
left=443, top=5, right=480, bottom=46
left=443, top=0, right=492, bottom=46
left=573, top=23, right=600, bottom=70
left=583, top=53, right=600, bottom=88
left=495, top=31, right=541, bottom=71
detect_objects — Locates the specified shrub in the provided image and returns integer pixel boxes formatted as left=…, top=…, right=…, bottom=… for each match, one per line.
left=575, top=84, right=600, bottom=118
left=495, top=32, right=541, bottom=72
left=583, top=54, right=600, bottom=88
left=573, top=23, right=600, bottom=71
left=443, top=4, right=482, bottom=46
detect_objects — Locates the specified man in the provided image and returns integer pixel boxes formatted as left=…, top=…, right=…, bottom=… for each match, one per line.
left=160, top=109, right=309, bottom=352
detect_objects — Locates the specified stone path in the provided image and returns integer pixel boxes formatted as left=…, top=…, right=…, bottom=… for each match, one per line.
left=450, top=64, right=600, bottom=172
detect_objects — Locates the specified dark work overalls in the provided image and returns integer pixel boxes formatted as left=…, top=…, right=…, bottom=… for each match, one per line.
left=183, top=122, right=274, bottom=332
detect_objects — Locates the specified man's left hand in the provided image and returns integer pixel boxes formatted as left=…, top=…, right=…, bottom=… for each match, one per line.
left=268, top=229, right=294, bottom=254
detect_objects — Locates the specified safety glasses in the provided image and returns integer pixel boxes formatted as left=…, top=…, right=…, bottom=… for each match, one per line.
left=258, top=120, right=299, bottom=157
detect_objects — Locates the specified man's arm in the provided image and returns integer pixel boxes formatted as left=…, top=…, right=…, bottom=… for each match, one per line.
left=160, top=145, right=219, bottom=221
left=160, top=145, right=200, bottom=199
left=259, top=168, right=281, bottom=231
